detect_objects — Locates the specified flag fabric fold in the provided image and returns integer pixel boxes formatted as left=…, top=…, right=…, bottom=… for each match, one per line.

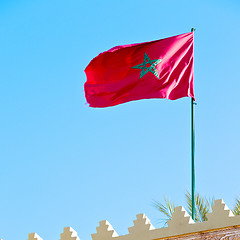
left=84, top=32, right=194, bottom=108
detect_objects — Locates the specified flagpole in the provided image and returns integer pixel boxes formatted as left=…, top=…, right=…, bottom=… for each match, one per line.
left=191, top=97, right=195, bottom=220
left=191, top=27, right=195, bottom=221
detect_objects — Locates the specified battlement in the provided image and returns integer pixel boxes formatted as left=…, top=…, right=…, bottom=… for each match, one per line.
left=2, top=199, right=240, bottom=240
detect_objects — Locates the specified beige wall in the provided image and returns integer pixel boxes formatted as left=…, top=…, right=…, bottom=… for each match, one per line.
left=2, top=199, right=240, bottom=240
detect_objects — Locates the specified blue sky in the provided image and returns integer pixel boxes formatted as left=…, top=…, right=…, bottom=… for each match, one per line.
left=0, top=0, right=240, bottom=240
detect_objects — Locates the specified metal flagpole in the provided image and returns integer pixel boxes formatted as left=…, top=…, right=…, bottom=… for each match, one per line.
left=191, top=28, right=196, bottom=221
left=191, top=97, right=195, bottom=220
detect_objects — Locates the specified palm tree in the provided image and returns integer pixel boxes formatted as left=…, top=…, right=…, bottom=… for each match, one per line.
left=185, top=191, right=214, bottom=222
left=233, top=198, right=240, bottom=215
left=154, top=192, right=240, bottom=225
left=153, top=198, right=175, bottom=226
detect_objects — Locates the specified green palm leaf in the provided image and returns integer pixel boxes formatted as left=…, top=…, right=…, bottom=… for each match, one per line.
left=233, top=197, right=240, bottom=215
left=185, top=191, right=214, bottom=222
left=154, top=192, right=214, bottom=225
left=153, top=198, right=175, bottom=225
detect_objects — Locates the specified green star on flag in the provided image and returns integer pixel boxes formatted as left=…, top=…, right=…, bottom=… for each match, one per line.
left=132, top=53, right=162, bottom=79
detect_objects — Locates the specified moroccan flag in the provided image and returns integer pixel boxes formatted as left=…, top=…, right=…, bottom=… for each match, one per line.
left=84, top=32, right=194, bottom=108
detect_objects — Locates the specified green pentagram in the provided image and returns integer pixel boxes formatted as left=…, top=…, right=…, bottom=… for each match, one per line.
left=132, top=53, right=162, bottom=79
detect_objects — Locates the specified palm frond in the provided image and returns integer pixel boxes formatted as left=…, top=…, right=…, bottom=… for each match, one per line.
left=185, top=191, right=214, bottom=222
left=185, top=191, right=194, bottom=218
left=195, top=193, right=211, bottom=221
left=153, top=198, right=175, bottom=225
left=155, top=192, right=215, bottom=225
left=233, top=197, right=240, bottom=215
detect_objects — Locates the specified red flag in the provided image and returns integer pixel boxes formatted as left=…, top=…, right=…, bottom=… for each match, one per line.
left=84, top=32, right=194, bottom=108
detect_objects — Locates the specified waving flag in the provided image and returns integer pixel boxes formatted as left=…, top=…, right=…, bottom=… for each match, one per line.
left=84, top=32, right=194, bottom=108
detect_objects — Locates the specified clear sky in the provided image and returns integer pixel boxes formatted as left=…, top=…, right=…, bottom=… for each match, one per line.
left=1, top=0, right=240, bottom=240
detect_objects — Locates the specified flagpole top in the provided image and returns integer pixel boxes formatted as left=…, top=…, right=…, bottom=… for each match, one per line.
left=191, top=28, right=196, bottom=32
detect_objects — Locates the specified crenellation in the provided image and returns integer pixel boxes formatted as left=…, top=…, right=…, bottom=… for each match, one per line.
left=90, top=199, right=240, bottom=240
left=92, top=220, right=118, bottom=240
left=1, top=199, right=240, bottom=240
left=128, top=214, right=154, bottom=240
left=206, top=199, right=234, bottom=221
left=28, top=233, right=43, bottom=240
left=60, top=227, right=80, bottom=240
left=166, top=206, right=195, bottom=236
